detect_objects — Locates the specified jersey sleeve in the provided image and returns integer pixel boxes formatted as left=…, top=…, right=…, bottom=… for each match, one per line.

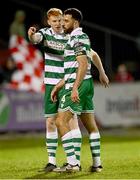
left=38, top=28, right=48, bottom=42
left=73, top=37, right=87, bottom=57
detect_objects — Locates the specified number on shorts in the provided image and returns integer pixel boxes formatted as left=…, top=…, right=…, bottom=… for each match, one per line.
left=61, top=94, right=66, bottom=103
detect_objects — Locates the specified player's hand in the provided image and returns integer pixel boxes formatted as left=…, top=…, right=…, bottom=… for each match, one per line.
left=71, top=88, right=80, bottom=103
left=51, top=86, right=58, bottom=102
left=99, top=73, right=109, bottom=88
left=28, top=27, right=36, bottom=36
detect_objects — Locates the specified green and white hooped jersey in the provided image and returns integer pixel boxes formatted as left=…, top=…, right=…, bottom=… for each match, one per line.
left=64, top=27, right=92, bottom=90
left=38, top=27, right=68, bottom=85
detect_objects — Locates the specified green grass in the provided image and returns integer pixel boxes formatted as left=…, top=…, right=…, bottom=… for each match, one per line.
left=0, top=134, right=140, bottom=179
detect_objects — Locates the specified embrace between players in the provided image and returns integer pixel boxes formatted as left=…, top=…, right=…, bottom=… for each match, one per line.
left=28, top=7, right=109, bottom=173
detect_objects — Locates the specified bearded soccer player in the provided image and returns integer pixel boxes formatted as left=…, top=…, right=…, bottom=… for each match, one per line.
left=51, top=8, right=109, bottom=172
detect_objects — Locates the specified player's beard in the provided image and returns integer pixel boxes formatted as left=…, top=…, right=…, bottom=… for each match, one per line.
left=63, top=26, right=73, bottom=34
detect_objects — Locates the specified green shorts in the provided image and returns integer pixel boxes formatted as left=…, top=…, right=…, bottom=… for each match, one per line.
left=59, top=78, right=95, bottom=115
left=44, top=84, right=64, bottom=118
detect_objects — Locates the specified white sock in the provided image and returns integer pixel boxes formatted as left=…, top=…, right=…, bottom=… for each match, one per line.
left=62, top=131, right=77, bottom=166
left=89, top=132, right=101, bottom=167
left=71, top=128, right=82, bottom=166
left=46, top=130, right=58, bottom=165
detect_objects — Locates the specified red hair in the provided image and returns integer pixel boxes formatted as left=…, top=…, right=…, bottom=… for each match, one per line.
left=47, top=8, right=62, bottom=18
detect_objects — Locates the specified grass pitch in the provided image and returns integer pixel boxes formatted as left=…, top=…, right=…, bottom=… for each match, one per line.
left=0, top=133, right=140, bottom=179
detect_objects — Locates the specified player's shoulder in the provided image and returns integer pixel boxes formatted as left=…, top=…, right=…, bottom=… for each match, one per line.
left=71, top=30, right=88, bottom=39
left=72, top=32, right=88, bottom=42
left=38, top=27, right=50, bottom=34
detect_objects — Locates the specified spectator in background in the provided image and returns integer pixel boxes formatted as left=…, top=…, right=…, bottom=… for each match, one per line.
left=0, top=57, right=17, bottom=85
left=9, top=10, right=26, bottom=39
left=114, top=63, right=134, bottom=83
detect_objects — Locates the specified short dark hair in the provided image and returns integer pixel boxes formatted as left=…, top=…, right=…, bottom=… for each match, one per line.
left=64, top=8, right=83, bottom=23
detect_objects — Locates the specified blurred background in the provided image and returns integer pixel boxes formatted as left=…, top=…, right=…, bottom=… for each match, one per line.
left=0, top=1, right=140, bottom=179
left=0, top=0, right=140, bottom=134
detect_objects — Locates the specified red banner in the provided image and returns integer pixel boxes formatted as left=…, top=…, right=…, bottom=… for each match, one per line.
left=9, top=35, right=44, bottom=93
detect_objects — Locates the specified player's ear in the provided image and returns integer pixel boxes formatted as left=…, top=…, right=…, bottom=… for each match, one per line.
left=74, top=20, right=79, bottom=27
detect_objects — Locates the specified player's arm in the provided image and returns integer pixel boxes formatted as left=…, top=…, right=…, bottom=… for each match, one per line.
left=51, top=79, right=65, bottom=102
left=72, top=54, right=88, bottom=103
left=73, top=55, right=88, bottom=90
left=90, top=49, right=109, bottom=87
left=28, top=27, right=43, bottom=44
left=71, top=37, right=89, bottom=102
